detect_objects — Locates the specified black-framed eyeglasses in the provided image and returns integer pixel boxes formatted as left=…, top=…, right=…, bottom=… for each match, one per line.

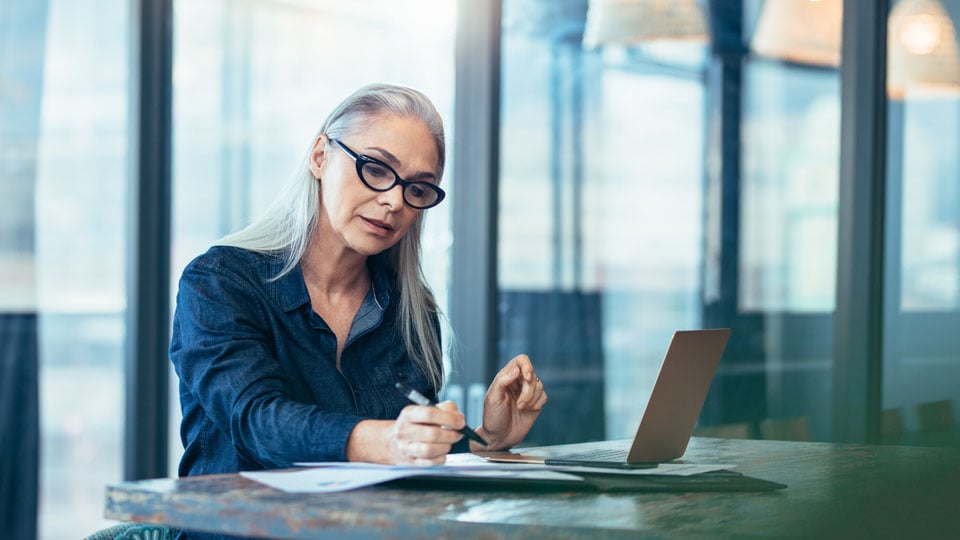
left=330, top=138, right=446, bottom=210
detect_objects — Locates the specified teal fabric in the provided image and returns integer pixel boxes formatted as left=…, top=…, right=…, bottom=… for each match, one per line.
left=1, top=314, right=39, bottom=540
left=83, top=523, right=180, bottom=540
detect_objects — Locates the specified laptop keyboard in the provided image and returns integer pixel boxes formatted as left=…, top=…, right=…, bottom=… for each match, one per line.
left=553, top=448, right=629, bottom=462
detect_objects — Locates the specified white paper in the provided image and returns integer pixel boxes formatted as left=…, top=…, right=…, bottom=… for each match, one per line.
left=296, top=452, right=548, bottom=470
left=242, top=467, right=416, bottom=493
left=244, top=465, right=584, bottom=493
left=292, top=457, right=735, bottom=477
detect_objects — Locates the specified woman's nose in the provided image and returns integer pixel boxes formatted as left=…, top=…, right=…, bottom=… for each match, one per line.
left=378, top=184, right=405, bottom=209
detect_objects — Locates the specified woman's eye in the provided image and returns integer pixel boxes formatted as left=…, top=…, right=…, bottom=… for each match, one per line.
left=364, top=163, right=391, bottom=179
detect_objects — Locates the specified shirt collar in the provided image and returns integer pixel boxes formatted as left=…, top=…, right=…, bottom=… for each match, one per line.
left=368, top=254, right=393, bottom=310
left=269, top=254, right=393, bottom=313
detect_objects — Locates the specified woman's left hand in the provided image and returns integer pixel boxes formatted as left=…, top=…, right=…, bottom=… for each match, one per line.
left=472, top=354, right=547, bottom=451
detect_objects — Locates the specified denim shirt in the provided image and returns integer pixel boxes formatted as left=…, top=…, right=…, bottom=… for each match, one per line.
left=170, top=245, right=466, bottom=478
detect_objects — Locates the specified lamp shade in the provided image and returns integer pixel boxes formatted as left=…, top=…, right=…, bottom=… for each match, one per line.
left=582, top=0, right=709, bottom=49
left=751, top=0, right=843, bottom=67
left=888, top=0, right=960, bottom=98
left=749, top=0, right=960, bottom=98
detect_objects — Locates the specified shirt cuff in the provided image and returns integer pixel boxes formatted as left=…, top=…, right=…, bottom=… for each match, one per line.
left=316, top=414, right=365, bottom=462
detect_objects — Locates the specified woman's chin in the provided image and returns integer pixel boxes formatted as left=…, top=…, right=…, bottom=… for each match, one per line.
left=349, top=237, right=400, bottom=257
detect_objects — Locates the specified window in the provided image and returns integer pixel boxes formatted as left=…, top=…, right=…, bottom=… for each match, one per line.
left=498, top=0, right=841, bottom=444
left=0, top=0, right=133, bottom=537
left=882, top=0, right=960, bottom=445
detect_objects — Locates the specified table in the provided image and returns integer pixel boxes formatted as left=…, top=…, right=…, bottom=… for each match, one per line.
left=104, top=437, right=960, bottom=539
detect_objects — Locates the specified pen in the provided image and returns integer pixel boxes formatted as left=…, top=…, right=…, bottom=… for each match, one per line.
left=394, top=382, right=489, bottom=447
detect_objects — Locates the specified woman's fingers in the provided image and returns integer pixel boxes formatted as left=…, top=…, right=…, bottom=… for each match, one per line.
left=508, top=354, right=536, bottom=383
left=401, top=439, right=458, bottom=460
left=398, top=403, right=465, bottom=430
left=491, top=355, right=533, bottom=392
left=390, top=403, right=465, bottom=464
left=529, top=387, right=548, bottom=411
left=517, top=377, right=547, bottom=410
left=509, top=355, right=540, bottom=406
left=488, top=354, right=546, bottom=409
left=491, top=362, right=521, bottom=392
left=394, top=419, right=464, bottom=445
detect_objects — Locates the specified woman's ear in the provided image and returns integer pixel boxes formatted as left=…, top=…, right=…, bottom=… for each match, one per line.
left=308, top=134, right=328, bottom=179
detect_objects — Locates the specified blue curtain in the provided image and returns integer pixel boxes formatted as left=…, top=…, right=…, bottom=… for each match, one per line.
left=0, top=314, right=39, bottom=540
left=499, top=290, right=605, bottom=445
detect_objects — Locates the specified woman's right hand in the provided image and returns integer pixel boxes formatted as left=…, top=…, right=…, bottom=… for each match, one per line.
left=346, top=401, right=465, bottom=465
left=384, top=401, right=466, bottom=465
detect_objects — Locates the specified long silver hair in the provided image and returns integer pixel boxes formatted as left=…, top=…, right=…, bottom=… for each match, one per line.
left=217, top=83, right=446, bottom=391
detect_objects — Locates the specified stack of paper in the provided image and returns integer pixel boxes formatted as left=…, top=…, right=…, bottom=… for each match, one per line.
left=240, top=455, right=734, bottom=494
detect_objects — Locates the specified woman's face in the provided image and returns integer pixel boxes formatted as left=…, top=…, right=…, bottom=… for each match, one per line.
left=309, top=114, right=439, bottom=257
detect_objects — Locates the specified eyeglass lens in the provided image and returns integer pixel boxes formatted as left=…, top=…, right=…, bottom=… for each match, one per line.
left=359, top=162, right=440, bottom=208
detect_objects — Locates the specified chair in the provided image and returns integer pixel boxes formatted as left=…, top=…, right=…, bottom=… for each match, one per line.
left=759, top=416, right=812, bottom=441
left=693, top=422, right=753, bottom=439
left=83, top=523, right=180, bottom=540
left=913, top=400, right=958, bottom=447
left=916, top=400, right=956, bottom=432
left=880, top=408, right=905, bottom=444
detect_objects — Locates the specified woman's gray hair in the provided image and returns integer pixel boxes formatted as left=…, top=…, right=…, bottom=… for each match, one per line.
left=217, top=83, right=446, bottom=391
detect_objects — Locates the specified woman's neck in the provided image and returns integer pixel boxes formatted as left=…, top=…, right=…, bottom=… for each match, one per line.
left=300, top=241, right=369, bottom=296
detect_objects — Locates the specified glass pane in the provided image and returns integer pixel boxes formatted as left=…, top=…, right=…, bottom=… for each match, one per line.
left=897, top=97, right=960, bottom=311
left=498, top=0, right=840, bottom=445
left=882, top=0, right=960, bottom=447
left=1, top=0, right=130, bottom=537
left=170, top=0, right=457, bottom=469
left=740, top=63, right=840, bottom=313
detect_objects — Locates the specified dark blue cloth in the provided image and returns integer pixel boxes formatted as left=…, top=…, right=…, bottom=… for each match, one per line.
left=170, top=245, right=465, bottom=479
left=0, top=313, right=39, bottom=540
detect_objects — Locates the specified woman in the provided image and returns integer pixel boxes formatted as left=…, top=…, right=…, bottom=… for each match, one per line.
left=170, top=83, right=546, bottom=477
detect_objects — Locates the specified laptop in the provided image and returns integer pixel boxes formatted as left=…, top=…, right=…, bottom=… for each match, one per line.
left=477, top=328, right=731, bottom=469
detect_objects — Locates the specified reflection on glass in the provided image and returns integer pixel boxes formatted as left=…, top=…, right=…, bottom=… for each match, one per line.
left=896, top=98, right=960, bottom=310
left=499, top=0, right=707, bottom=444
left=740, top=62, right=840, bottom=313
left=500, top=0, right=842, bottom=445
left=883, top=0, right=960, bottom=448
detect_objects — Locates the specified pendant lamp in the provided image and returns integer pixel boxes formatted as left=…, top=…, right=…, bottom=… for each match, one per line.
left=888, top=0, right=960, bottom=98
left=751, top=0, right=843, bottom=67
left=582, top=0, right=709, bottom=48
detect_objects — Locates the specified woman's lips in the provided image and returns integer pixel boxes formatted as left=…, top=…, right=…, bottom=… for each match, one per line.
left=362, top=217, right=394, bottom=235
